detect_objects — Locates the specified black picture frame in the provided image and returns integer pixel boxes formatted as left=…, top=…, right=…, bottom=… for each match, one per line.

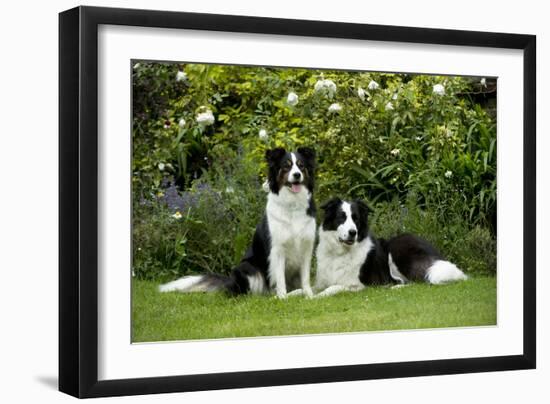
left=59, top=5, right=536, bottom=398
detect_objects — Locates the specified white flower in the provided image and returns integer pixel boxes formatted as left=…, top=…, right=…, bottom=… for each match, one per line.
left=357, top=87, right=366, bottom=100
left=178, top=118, right=186, bottom=128
left=196, top=109, right=215, bottom=126
left=262, top=180, right=270, bottom=193
left=314, top=79, right=337, bottom=97
left=258, top=129, right=268, bottom=140
left=163, top=123, right=170, bottom=129
left=324, top=80, right=337, bottom=97
left=133, top=63, right=140, bottom=69
left=481, top=78, right=487, bottom=87
left=433, top=84, right=445, bottom=95
left=445, top=170, right=453, bottom=178
left=287, top=92, right=299, bottom=106
left=314, top=80, right=323, bottom=92
left=392, top=93, right=398, bottom=100
left=368, top=80, right=379, bottom=90
left=176, top=71, right=187, bottom=82
left=390, top=148, right=400, bottom=156
left=158, top=163, right=165, bottom=171
left=385, top=102, right=394, bottom=111
left=225, top=186, right=234, bottom=194
left=415, top=136, right=422, bottom=141
left=172, top=211, right=183, bottom=220
left=328, top=103, right=342, bottom=113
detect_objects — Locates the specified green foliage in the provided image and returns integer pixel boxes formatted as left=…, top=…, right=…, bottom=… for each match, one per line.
left=371, top=196, right=496, bottom=275
left=132, top=62, right=497, bottom=280
left=132, top=152, right=266, bottom=281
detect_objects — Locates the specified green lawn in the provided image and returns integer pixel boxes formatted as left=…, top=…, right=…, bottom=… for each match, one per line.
left=132, top=276, right=496, bottom=342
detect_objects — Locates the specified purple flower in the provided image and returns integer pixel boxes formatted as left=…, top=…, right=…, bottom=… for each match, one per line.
left=159, top=181, right=220, bottom=213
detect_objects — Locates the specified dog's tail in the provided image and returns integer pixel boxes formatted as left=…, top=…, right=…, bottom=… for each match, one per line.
left=158, top=274, right=233, bottom=293
left=425, top=260, right=468, bottom=284
left=158, top=267, right=268, bottom=295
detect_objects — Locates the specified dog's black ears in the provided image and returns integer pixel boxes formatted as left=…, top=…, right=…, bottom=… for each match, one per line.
left=321, top=197, right=342, bottom=212
left=265, top=148, right=286, bottom=166
left=297, top=147, right=316, bottom=164
left=354, top=199, right=372, bottom=217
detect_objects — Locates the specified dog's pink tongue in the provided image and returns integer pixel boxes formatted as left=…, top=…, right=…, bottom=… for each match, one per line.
left=291, top=184, right=302, bottom=193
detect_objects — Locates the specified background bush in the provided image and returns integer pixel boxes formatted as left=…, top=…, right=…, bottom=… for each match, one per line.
left=132, top=61, right=497, bottom=281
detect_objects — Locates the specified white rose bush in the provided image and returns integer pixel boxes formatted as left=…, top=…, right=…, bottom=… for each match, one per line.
left=258, top=128, right=268, bottom=140
left=368, top=80, right=379, bottom=90
left=196, top=109, right=215, bottom=126
left=328, top=103, right=342, bottom=113
left=433, top=83, right=445, bottom=96
left=175, top=70, right=187, bottom=82
left=314, top=79, right=337, bottom=98
left=286, top=91, right=299, bottom=106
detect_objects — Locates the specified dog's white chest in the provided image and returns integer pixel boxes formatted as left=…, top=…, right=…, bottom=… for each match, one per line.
left=268, top=210, right=315, bottom=244
left=315, top=232, right=373, bottom=289
left=266, top=189, right=316, bottom=270
left=267, top=190, right=315, bottom=242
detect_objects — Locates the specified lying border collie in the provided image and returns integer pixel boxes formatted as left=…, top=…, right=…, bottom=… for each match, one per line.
left=315, top=198, right=467, bottom=297
left=159, top=147, right=317, bottom=298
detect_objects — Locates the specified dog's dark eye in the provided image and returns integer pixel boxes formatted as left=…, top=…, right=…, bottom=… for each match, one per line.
left=338, top=212, right=346, bottom=220
left=282, top=161, right=292, bottom=170
left=352, top=214, right=358, bottom=221
left=296, top=160, right=304, bottom=169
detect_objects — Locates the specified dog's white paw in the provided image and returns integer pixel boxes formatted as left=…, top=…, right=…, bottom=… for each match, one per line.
left=286, top=289, right=303, bottom=297
left=275, top=291, right=288, bottom=299
left=303, top=286, right=314, bottom=299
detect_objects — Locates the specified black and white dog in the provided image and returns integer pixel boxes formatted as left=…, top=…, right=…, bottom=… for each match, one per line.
left=159, top=147, right=317, bottom=298
left=315, top=198, right=467, bottom=297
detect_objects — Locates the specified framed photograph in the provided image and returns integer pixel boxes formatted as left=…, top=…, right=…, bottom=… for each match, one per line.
left=59, top=6, right=536, bottom=398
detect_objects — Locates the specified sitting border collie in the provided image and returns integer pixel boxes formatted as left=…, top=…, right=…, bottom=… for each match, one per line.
left=315, top=198, right=467, bottom=297
left=159, top=147, right=317, bottom=299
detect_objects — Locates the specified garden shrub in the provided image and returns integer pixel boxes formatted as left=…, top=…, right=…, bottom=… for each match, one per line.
left=132, top=61, right=497, bottom=280
left=133, top=150, right=266, bottom=280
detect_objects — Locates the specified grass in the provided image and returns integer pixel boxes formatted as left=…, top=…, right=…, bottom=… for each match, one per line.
left=132, top=276, right=496, bottom=342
